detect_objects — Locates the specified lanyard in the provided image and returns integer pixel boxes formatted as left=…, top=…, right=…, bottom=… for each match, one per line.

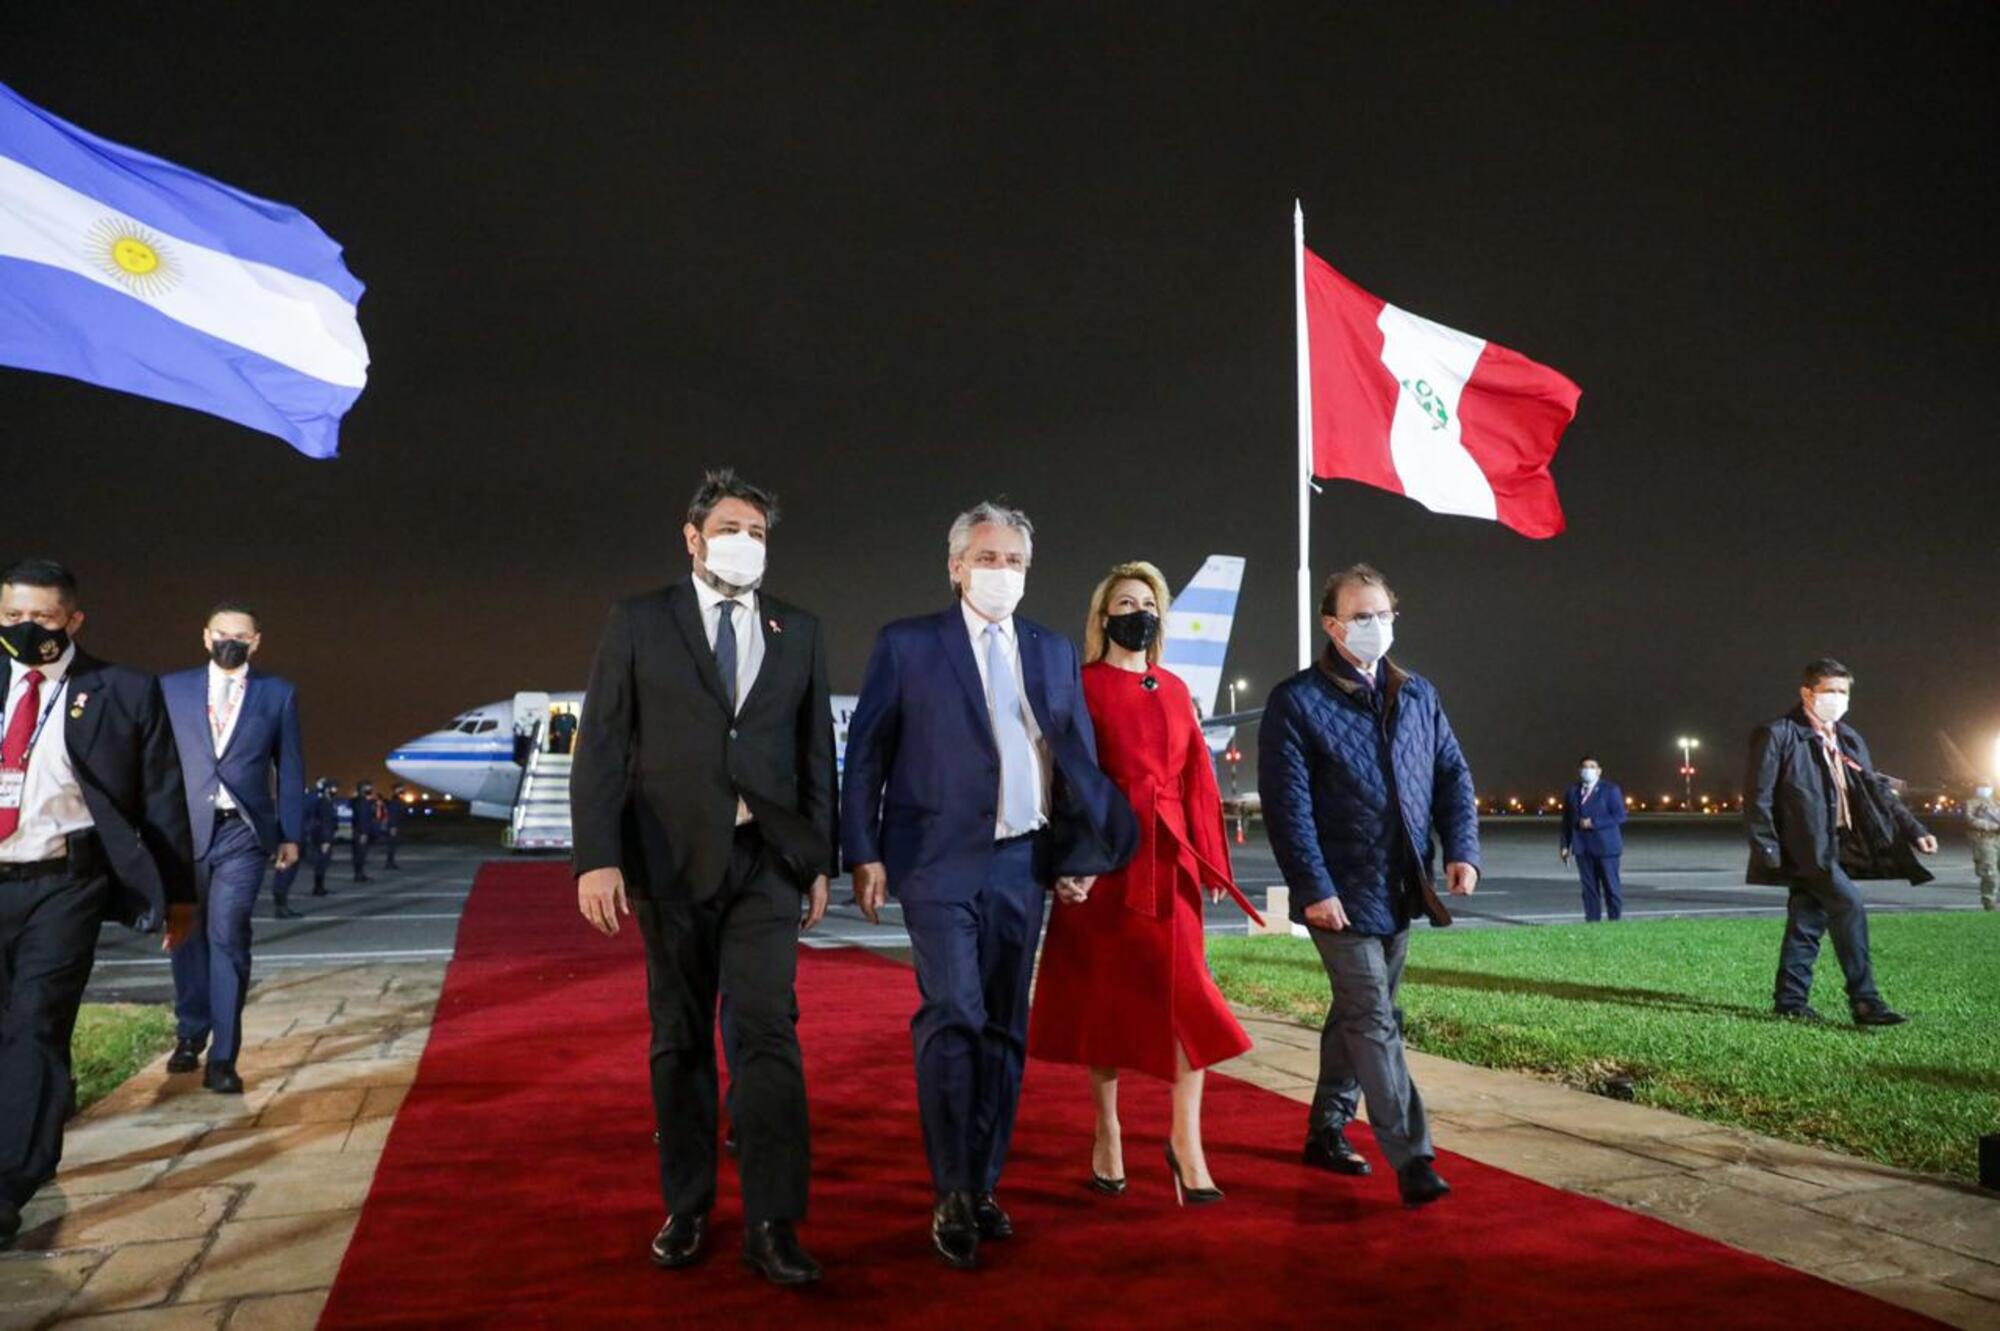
left=3, top=675, right=65, bottom=772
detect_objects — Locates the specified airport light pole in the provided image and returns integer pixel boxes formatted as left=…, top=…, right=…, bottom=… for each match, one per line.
left=1225, top=677, right=1250, bottom=801
left=1677, top=736, right=1701, bottom=811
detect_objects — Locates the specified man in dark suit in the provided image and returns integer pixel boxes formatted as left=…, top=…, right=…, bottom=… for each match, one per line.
left=1560, top=756, right=1628, bottom=922
left=572, top=469, right=836, bottom=1287
left=305, top=778, right=339, bottom=895
left=0, top=560, right=195, bottom=1246
left=1746, top=658, right=1937, bottom=1026
left=161, top=602, right=305, bottom=1093
left=381, top=782, right=406, bottom=869
left=842, top=501, right=1136, bottom=1269
left=349, top=780, right=377, bottom=882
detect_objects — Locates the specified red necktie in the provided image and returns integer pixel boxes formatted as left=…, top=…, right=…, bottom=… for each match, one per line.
left=0, top=668, right=47, bottom=842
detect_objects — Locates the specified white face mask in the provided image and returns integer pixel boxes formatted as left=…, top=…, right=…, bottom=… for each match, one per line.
left=1580, top=767, right=1600, bottom=785
left=1808, top=689, right=1850, bottom=725
left=701, top=532, right=766, bottom=589
left=1340, top=618, right=1393, bottom=665
left=964, top=568, right=1026, bottom=621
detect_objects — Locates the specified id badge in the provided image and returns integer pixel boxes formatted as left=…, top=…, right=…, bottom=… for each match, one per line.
left=0, top=769, right=24, bottom=811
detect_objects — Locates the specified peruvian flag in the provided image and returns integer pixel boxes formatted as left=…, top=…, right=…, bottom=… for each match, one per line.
left=1299, top=236, right=1581, bottom=539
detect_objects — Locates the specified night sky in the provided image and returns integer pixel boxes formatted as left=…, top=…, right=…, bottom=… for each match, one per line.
left=6, top=4, right=1996, bottom=801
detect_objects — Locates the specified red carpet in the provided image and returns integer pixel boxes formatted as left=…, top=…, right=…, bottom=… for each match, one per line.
left=323, top=863, right=1938, bottom=1329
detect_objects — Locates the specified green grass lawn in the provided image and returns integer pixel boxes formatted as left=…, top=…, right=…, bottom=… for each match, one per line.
left=1208, top=912, right=2000, bottom=1181
left=71, top=1003, right=176, bottom=1111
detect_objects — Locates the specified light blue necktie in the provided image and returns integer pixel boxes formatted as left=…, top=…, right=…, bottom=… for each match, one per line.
left=984, top=623, right=1039, bottom=832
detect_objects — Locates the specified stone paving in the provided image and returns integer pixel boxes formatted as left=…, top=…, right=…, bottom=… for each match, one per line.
left=1230, top=1008, right=2000, bottom=1330
left=0, top=964, right=440, bottom=1331
left=6, top=959, right=1996, bottom=1329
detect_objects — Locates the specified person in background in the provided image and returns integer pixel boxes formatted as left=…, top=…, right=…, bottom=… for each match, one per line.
left=0, top=559, right=195, bottom=1246
left=349, top=780, right=378, bottom=883
left=381, top=782, right=406, bottom=869
left=161, top=602, right=305, bottom=1094
left=1560, top=756, right=1628, bottom=922
left=1029, top=561, right=1257, bottom=1205
left=305, top=778, right=339, bottom=896
left=1745, top=658, right=1938, bottom=1026
left=549, top=706, right=578, bottom=755
left=269, top=781, right=312, bottom=919
left=1964, top=780, right=1998, bottom=912
left=1259, top=563, right=1478, bottom=1209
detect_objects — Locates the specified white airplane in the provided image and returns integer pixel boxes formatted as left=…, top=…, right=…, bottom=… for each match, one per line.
left=390, top=555, right=1249, bottom=822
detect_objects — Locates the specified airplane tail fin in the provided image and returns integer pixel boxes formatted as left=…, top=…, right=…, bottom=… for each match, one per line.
left=1160, top=555, right=1246, bottom=724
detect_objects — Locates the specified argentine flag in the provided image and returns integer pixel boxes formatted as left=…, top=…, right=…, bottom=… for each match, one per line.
left=0, top=82, right=366, bottom=458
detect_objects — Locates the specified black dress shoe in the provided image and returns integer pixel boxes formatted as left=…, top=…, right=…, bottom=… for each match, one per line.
left=202, top=1061, right=244, bottom=1095
left=166, top=1039, right=203, bottom=1075
left=972, top=1192, right=1013, bottom=1240
left=1303, top=1126, right=1373, bottom=1176
left=742, top=1220, right=821, bottom=1286
left=1852, top=1000, right=1908, bottom=1027
left=930, top=1191, right=979, bottom=1270
left=1774, top=1004, right=1826, bottom=1023
left=275, top=905, right=304, bottom=920
left=649, top=1212, right=708, bottom=1268
left=1397, top=1158, right=1452, bottom=1207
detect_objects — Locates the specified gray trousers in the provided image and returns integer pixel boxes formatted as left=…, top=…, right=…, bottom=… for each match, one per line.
left=1307, top=927, right=1432, bottom=1171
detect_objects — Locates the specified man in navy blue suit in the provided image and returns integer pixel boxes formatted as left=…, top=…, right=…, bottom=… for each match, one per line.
left=161, top=602, right=304, bottom=1093
left=842, top=501, right=1136, bottom=1270
left=1560, top=756, right=1628, bottom=922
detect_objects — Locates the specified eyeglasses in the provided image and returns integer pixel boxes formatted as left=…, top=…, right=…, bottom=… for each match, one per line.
left=1340, top=611, right=1398, bottom=628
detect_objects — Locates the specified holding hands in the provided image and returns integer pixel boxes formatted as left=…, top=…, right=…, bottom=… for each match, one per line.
left=1054, top=875, right=1095, bottom=905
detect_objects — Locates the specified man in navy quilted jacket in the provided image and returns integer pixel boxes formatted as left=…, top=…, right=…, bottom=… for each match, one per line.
left=1259, top=563, right=1480, bottom=1207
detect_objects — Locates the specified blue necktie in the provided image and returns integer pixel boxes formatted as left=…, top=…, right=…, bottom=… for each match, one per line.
left=984, top=623, right=1039, bottom=832
left=714, top=601, right=739, bottom=712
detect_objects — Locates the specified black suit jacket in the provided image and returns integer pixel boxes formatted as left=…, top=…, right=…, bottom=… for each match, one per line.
left=571, top=580, right=838, bottom=899
left=60, top=650, right=197, bottom=929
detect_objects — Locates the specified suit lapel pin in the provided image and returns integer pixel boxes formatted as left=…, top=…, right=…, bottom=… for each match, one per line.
left=767, top=617, right=782, bottom=635
left=70, top=692, right=89, bottom=718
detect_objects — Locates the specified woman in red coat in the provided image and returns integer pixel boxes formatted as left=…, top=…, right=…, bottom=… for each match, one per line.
left=1029, top=561, right=1260, bottom=1203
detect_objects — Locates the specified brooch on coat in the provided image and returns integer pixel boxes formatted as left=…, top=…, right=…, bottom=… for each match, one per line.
left=69, top=692, right=89, bottom=719
left=1141, top=675, right=1159, bottom=691
left=767, top=618, right=783, bottom=635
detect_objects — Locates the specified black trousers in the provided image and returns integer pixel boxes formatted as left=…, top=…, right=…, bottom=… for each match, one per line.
left=351, top=833, right=371, bottom=878
left=1775, top=864, right=1881, bottom=1009
left=634, top=826, right=808, bottom=1225
left=0, top=864, right=109, bottom=1208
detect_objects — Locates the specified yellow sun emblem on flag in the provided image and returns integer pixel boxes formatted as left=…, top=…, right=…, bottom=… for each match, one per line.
left=86, top=218, right=181, bottom=298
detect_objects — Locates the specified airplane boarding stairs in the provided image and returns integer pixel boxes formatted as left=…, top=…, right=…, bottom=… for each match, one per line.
left=506, top=745, right=574, bottom=851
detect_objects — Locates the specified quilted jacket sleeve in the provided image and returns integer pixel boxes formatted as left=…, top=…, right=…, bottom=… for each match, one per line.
left=1428, top=689, right=1480, bottom=867
left=1257, top=680, right=1340, bottom=907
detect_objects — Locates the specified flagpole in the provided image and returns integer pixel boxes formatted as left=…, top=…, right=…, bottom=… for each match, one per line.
left=1293, top=200, right=1314, bottom=670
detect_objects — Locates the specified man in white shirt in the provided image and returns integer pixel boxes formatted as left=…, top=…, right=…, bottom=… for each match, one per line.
left=160, top=603, right=305, bottom=1094
left=0, top=560, right=194, bottom=1246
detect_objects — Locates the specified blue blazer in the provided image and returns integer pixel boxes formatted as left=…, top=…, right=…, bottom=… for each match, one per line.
left=161, top=667, right=305, bottom=858
left=1561, top=780, right=1627, bottom=857
left=840, top=606, right=1138, bottom=904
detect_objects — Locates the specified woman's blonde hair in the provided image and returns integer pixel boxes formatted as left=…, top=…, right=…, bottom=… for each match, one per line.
left=1084, top=561, right=1171, bottom=667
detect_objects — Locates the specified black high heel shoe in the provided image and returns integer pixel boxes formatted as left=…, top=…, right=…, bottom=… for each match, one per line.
left=1164, top=1143, right=1224, bottom=1206
left=1089, top=1172, right=1128, bottom=1196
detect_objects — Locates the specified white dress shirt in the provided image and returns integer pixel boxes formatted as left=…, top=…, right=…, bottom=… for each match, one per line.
left=691, top=575, right=764, bottom=825
left=207, top=663, right=250, bottom=810
left=1, top=645, right=92, bottom=862
left=960, top=599, right=1050, bottom=839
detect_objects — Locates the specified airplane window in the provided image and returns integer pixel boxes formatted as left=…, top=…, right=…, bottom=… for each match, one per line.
left=456, top=721, right=480, bottom=733
left=474, top=720, right=499, bottom=733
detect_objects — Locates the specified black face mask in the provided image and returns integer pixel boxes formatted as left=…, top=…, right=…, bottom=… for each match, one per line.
left=1104, top=611, right=1160, bottom=652
left=209, top=638, right=252, bottom=670
left=0, top=620, right=71, bottom=667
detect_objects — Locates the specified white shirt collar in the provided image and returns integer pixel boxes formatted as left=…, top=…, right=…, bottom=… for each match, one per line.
left=208, top=660, right=250, bottom=690
left=691, top=573, right=757, bottom=616
left=962, top=598, right=1014, bottom=644
left=9, top=641, right=75, bottom=688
